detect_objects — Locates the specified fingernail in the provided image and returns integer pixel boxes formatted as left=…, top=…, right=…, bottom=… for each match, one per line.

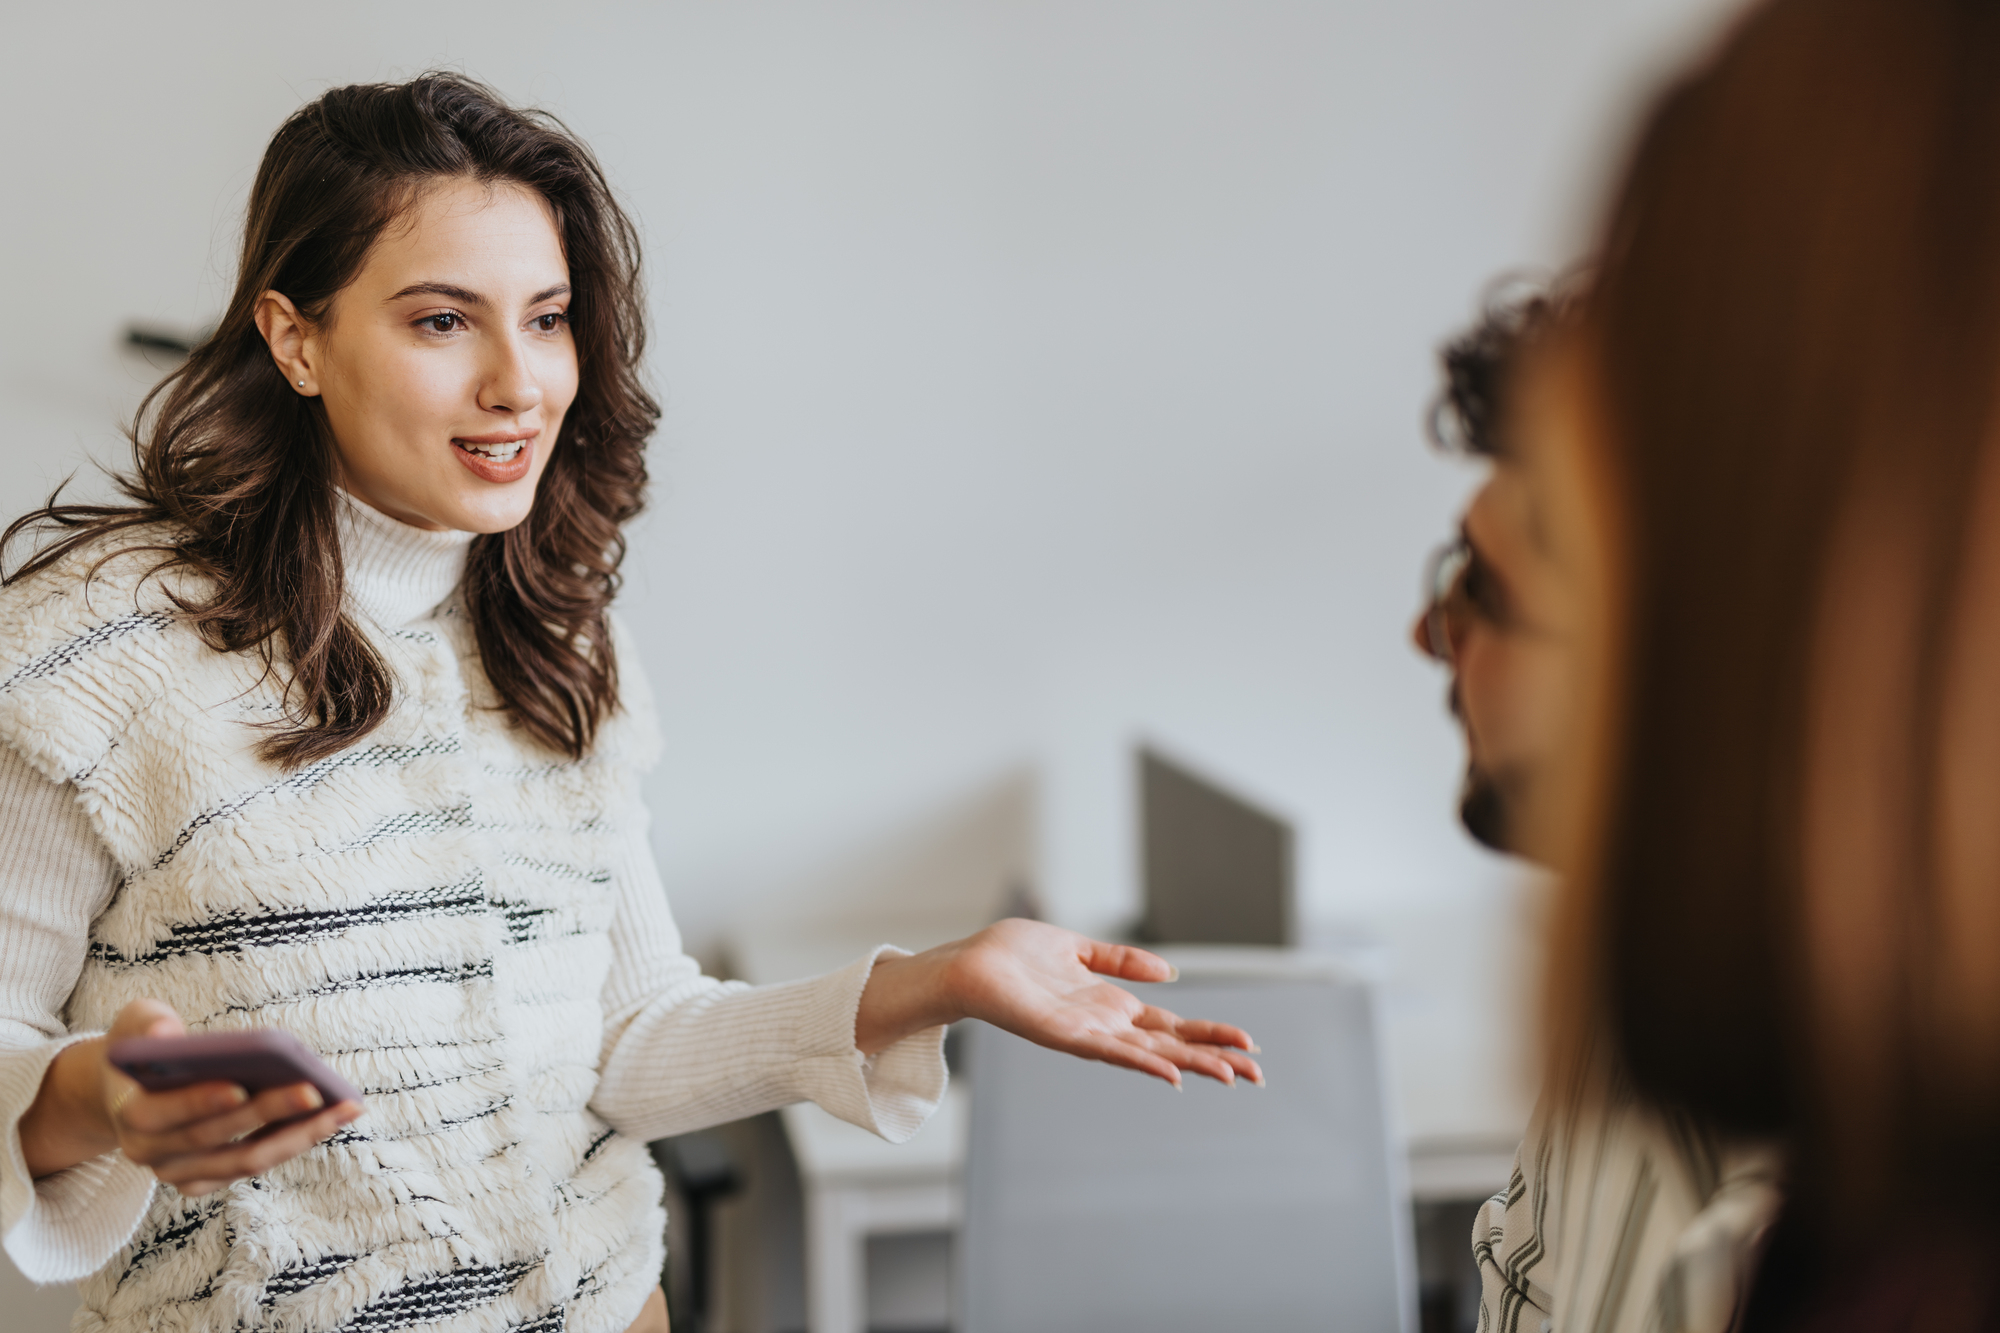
left=219, top=1086, right=248, bottom=1109
left=1165, top=966, right=1181, bottom=982
left=298, top=1086, right=325, bottom=1112
left=1247, top=1043, right=1262, bottom=1054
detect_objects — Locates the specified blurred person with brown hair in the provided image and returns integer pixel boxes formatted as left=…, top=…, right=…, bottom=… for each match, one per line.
left=1474, top=0, right=2000, bottom=1328
left=1461, top=327, right=1787, bottom=1333
left=1420, top=289, right=1785, bottom=1333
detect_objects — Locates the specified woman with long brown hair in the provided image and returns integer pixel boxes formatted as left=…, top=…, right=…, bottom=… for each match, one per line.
left=1481, top=0, right=2000, bottom=1326
left=0, top=74, right=1259, bottom=1333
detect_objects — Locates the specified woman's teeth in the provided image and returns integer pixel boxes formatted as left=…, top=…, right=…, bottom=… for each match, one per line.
left=458, top=440, right=524, bottom=460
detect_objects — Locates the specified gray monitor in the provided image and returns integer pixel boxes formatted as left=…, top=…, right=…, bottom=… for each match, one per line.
left=1139, top=747, right=1293, bottom=946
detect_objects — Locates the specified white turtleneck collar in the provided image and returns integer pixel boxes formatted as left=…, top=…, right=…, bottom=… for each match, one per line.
left=336, top=491, right=478, bottom=630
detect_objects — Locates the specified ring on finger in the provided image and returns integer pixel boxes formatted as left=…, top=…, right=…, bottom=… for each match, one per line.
left=109, top=1084, right=139, bottom=1124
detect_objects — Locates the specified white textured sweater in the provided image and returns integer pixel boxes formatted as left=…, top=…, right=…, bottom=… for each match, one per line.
left=0, top=496, right=946, bottom=1332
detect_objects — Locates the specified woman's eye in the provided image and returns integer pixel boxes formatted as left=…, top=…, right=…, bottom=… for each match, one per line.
left=420, top=313, right=464, bottom=335
left=533, top=313, right=567, bottom=333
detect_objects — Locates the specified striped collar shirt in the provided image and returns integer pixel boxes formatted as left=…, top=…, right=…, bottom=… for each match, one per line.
left=1476, top=1085, right=1784, bottom=1333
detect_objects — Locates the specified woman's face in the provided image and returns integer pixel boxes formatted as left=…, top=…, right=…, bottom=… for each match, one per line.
left=258, top=177, right=578, bottom=532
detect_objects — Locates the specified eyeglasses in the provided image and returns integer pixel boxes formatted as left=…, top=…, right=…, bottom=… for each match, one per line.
left=1420, top=532, right=1516, bottom=665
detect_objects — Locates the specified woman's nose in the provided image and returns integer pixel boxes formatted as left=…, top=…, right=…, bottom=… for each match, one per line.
left=479, top=339, right=545, bottom=416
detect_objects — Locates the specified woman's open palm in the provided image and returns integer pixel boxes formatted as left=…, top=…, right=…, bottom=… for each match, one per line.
left=941, top=919, right=1263, bottom=1088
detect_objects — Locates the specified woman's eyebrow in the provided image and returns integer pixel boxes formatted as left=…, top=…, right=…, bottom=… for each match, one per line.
left=385, top=281, right=571, bottom=306
left=388, top=281, right=485, bottom=306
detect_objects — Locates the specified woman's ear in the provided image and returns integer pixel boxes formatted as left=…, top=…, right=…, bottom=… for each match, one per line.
left=254, top=291, right=319, bottom=396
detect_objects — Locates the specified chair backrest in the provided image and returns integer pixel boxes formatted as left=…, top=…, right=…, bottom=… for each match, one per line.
left=958, top=952, right=1412, bottom=1333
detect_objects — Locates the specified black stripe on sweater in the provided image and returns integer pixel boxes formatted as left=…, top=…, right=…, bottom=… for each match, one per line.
left=90, top=876, right=485, bottom=965
left=335, top=1258, right=539, bottom=1332
left=0, top=610, right=173, bottom=694
left=312, top=802, right=477, bottom=857
left=262, top=1253, right=362, bottom=1306
left=146, top=739, right=463, bottom=872
left=115, top=1197, right=225, bottom=1287
left=223, top=960, right=495, bottom=1017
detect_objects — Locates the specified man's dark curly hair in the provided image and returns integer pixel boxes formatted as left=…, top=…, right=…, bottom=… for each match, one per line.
left=1428, top=281, right=1572, bottom=459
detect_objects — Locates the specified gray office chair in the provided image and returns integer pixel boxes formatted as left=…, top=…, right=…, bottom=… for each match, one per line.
left=958, top=950, right=1413, bottom=1333
left=0, top=1254, right=80, bottom=1333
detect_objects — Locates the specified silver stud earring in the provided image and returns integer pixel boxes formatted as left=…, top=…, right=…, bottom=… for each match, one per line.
left=297, top=380, right=305, bottom=387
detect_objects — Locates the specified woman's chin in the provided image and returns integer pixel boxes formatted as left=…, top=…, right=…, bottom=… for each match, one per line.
left=432, top=483, right=540, bottom=534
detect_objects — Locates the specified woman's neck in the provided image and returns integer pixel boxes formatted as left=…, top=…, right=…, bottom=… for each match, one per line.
left=336, top=490, right=477, bottom=629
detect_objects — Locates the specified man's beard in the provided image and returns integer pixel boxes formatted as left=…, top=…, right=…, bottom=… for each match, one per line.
left=1448, top=680, right=1520, bottom=853
left=1458, top=762, right=1514, bottom=854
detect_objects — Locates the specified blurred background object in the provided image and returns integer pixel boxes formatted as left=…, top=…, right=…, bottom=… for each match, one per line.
left=0, top=1, right=1742, bottom=1329
left=1138, top=746, right=1295, bottom=947
left=960, top=953, right=1407, bottom=1333
left=655, top=1132, right=747, bottom=1333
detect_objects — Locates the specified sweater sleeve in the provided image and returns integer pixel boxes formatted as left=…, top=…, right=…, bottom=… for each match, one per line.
left=588, top=804, right=948, bottom=1145
left=0, top=744, right=156, bottom=1284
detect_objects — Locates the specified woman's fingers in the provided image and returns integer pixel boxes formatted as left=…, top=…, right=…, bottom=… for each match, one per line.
left=1072, top=1030, right=1262, bottom=1088
left=1150, top=1039, right=1263, bottom=1087
left=1149, top=1015, right=1257, bottom=1051
left=90, top=1001, right=367, bottom=1194
left=108, top=998, right=185, bottom=1043
left=954, top=921, right=1263, bottom=1087
left=1144, top=1037, right=1242, bottom=1086
left=121, top=1083, right=330, bottom=1165
left=115, top=1081, right=249, bottom=1139
left=1109, top=1019, right=1266, bottom=1086
left=150, top=1101, right=362, bottom=1195
left=1060, top=1030, right=1188, bottom=1087
left=1218, top=1048, right=1265, bottom=1085
left=1022, top=993, right=1264, bottom=1086
left=1128, top=1006, right=1258, bottom=1057
left=1077, top=939, right=1177, bottom=985
left=1040, top=1009, right=1265, bottom=1087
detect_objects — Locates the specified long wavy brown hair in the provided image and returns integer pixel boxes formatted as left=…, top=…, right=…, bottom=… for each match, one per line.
left=3, top=73, right=656, bottom=767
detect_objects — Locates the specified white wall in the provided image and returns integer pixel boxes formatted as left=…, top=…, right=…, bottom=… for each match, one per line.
left=1, top=0, right=1735, bottom=941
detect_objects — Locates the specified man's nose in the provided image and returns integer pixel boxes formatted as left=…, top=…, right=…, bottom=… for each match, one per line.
left=1414, top=606, right=1462, bottom=664
left=1412, top=609, right=1440, bottom=661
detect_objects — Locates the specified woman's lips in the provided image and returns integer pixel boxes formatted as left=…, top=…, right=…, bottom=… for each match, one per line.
left=452, top=432, right=536, bottom=483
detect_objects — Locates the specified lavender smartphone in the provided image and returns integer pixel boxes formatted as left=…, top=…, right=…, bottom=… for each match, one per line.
left=108, top=1030, right=362, bottom=1109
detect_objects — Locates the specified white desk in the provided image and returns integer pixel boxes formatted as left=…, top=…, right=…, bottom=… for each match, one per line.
left=782, top=1088, right=967, bottom=1333
left=731, top=920, right=977, bottom=1333
left=727, top=909, right=1530, bottom=1333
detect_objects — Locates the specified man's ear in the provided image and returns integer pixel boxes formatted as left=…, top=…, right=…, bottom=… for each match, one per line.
left=254, top=290, right=319, bottom=397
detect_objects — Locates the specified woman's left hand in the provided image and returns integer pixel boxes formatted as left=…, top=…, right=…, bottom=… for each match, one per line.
left=854, top=918, right=1262, bottom=1088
